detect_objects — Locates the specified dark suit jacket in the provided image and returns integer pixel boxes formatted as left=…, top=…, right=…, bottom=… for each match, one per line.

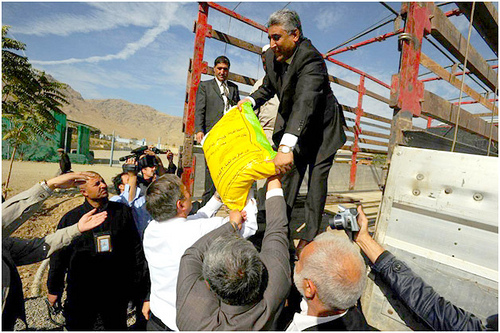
left=195, top=78, right=240, bottom=134
left=250, top=38, right=346, bottom=163
left=176, top=196, right=291, bottom=330
left=301, top=306, right=377, bottom=331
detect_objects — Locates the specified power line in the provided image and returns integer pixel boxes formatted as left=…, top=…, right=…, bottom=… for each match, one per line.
left=380, top=2, right=399, bottom=16
left=326, top=14, right=395, bottom=53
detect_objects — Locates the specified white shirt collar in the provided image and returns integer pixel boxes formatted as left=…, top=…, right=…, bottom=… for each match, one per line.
left=286, top=299, right=348, bottom=331
left=215, top=77, right=226, bottom=87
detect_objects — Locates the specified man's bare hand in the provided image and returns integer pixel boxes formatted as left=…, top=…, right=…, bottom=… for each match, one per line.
left=273, top=151, right=293, bottom=174
left=354, top=206, right=370, bottom=242
left=267, top=176, right=282, bottom=191
left=237, top=98, right=251, bottom=111
left=46, top=172, right=94, bottom=190
left=195, top=132, right=204, bottom=144
left=229, top=210, right=243, bottom=230
left=142, top=301, right=150, bottom=320
left=47, top=294, right=58, bottom=307
left=77, top=208, right=108, bottom=233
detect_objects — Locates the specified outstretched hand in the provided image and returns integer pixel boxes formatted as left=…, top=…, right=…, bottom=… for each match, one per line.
left=77, top=208, right=108, bottom=233
left=353, top=206, right=369, bottom=242
left=237, top=98, right=251, bottom=111
left=46, top=172, right=95, bottom=190
left=273, top=151, right=293, bottom=174
left=229, top=210, right=243, bottom=230
left=353, top=205, right=385, bottom=264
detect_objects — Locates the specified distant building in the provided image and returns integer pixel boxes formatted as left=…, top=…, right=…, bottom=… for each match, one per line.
left=2, top=110, right=99, bottom=164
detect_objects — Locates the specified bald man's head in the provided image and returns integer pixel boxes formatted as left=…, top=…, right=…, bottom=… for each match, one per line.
left=293, top=232, right=366, bottom=311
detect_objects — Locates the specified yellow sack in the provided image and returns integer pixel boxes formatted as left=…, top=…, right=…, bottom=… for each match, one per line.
left=203, top=102, right=277, bottom=210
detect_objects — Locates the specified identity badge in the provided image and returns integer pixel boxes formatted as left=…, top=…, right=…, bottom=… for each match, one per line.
left=95, top=233, right=112, bottom=253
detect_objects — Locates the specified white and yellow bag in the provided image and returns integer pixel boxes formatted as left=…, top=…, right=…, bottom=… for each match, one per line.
left=202, top=102, right=277, bottom=210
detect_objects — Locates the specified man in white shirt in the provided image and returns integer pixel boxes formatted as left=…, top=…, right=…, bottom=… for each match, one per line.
left=285, top=231, right=374, bottom=331
left=142, top=174, right=257, bottom=331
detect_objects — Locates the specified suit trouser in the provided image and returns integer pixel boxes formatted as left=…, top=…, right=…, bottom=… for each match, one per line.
left=201, top=162, right=216, bottom=206
left=282, top=153, right=335, bottom=242
left=64, top=294, right=128, bottom=331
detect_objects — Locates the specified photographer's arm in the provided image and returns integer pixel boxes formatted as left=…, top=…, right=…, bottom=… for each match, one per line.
left=165, top=150, right=177, bottom=174
left=353, top=206, right=384, bottom=263
left=353, top=206, right=486, bottom=331
left=124, top=158, right=138, bottom=203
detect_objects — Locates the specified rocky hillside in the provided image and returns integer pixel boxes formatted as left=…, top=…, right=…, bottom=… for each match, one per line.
left=60, top=83, right=184, bottom=147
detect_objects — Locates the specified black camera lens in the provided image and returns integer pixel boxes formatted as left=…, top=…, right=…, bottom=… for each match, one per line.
left=331, top=215, right=346, bottom=230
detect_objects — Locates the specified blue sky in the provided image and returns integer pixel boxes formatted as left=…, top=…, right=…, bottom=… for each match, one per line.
left=3, top=1, right=497, bottom=134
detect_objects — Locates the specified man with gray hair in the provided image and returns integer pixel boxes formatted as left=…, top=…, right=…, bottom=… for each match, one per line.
left=286, top=231, right=375, bottom=330
left=142, top=174, right=257, bottom=331
left=176, top=176, right=290, bottom=330
left=238, top=9, right=347, bottom=257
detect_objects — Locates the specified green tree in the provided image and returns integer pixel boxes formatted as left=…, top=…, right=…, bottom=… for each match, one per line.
left=2, top=26, right=68, bottom=196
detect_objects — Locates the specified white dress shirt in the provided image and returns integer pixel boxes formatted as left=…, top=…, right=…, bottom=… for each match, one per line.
left=286, top=299, right=348, bottom=331
left=143, top=195, right=257, bottom=331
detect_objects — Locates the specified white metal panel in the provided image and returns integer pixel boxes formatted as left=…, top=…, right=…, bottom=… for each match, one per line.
left=363, top=146, right=498, bottom=331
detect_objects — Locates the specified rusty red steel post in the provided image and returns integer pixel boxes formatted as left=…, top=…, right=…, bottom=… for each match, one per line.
left=349, top=75, right=366, bottom=190
left=206, top=2, right=267, bottom=32
left=181, top=2, right=209, bottom=195
left=387, top=2, right=432, bottom=162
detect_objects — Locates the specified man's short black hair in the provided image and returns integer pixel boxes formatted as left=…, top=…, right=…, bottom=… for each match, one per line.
left=112, top=172, right=127, bottom=194
left=214, top=55, right=230, bottom=68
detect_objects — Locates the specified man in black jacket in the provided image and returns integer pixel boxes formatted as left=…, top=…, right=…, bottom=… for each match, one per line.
left=238, top=9, right=346, bottom=255
left=2, top=172, right=107, bottom=331
left=354, top=207, right=495, bottom=331
left=46, top=172, right=147, bottom=331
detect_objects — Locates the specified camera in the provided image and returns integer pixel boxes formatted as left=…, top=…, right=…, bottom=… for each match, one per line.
left=329, top=205, right=359, bottom=240
left=119, top=146, right=168, bottom=162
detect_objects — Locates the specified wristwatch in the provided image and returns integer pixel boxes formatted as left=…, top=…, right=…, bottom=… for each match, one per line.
left=278, top=145, right=292, bottom=154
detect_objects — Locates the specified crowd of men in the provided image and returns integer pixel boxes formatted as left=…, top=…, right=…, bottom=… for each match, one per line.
left=2, top=8, right=496, bottom=332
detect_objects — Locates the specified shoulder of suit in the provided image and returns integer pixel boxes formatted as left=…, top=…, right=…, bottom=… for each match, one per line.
left=227, top=80, right=238, bottom=88
left=296, top=38, right=323, bottom=60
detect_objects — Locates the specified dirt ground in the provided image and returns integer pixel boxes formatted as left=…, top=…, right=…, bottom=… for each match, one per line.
left=2, top=160, right=126, bottom=298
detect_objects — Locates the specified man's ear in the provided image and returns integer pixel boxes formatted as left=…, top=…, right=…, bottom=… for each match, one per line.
left=303, top=278, right=317, bottom=299
left=177, top=198, right=189, bottom=214
left=291, top=28, right=300, bottom=43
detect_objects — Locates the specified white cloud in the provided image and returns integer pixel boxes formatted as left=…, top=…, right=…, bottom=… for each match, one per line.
left=312, top=7, right=345, bottom=32
left=40, top=64, right=151, bottom=99
left=11, top=3, right=185, bottom=36
left=31, top=4, right=187, bottom=66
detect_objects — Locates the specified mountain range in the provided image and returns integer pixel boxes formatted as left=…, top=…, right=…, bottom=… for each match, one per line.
left=60, top=83, right=184, bottom=147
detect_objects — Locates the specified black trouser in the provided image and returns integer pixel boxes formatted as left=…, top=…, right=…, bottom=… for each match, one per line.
left=64, top=295, right=128, bottom=331
left=147, top=312, right=173, bottom=331
left=282, top=153, right=335, bottom=242
left=201, top=162, right=216, bottom=206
